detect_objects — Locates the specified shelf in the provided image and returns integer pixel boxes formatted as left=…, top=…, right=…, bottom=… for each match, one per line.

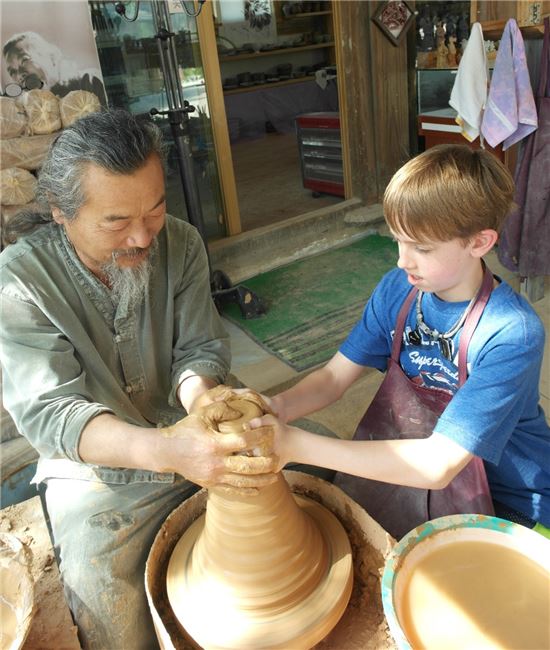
left=219, top=42, right=334, bottom=62
left=282, top=10, right=332, bottom=18
left=477, top=19, right=546, bottom=39
left=223, top=76, right=317, bottom=95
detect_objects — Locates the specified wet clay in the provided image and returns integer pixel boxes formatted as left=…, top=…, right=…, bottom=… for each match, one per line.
left=0, top=532, right=34, bottom=649
left=0, top=498, right=81, bottom=650
left=166, top=395, right=354, bottom=649
left=399, top=541, right=550, bottom=649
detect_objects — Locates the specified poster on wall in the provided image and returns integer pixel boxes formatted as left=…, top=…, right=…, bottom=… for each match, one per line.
left=218, top=0, right=277, bottom=49
left=0, top=0, right=107, bottom=103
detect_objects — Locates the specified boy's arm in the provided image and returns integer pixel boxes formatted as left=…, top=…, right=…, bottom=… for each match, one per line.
left=255, top=416, right=473, bottom=490
left=272, top=352, right=367, bottom=422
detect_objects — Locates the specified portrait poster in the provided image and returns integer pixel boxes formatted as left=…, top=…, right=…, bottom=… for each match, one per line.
left=1, top=0, right=107, bottom=103
left=217, top=0, right=277, bottom=48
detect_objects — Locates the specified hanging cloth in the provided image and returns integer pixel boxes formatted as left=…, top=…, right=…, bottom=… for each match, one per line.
left=333, top=265, right=495, bottom=541
left=498, top=17, right=550, bottom=276
left=481, top=19, right=538, bottom=150
left=449, top=22, right=488, bottom=142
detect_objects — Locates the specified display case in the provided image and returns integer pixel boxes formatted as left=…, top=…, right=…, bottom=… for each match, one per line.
left=470, top=0, right=549, bottom=38
left=296, top=112, right=344, bottom=197
left=216, top=0, right=335, bottom=95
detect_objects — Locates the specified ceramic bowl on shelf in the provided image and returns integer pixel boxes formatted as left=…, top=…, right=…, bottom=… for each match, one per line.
left=276, top=63, right=292, bottom=76
left=223, top=77, right=238, bottom=90
left=237, top=72, right=252, bottom=84
left=281, top=3, right=293, bottom=17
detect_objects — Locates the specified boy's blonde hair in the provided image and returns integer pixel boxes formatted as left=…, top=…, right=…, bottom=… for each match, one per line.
left=383, top=145, right=515, bottom=242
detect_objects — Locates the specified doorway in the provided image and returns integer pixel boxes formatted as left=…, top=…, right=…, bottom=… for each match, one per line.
left=205, top=0, right=348, bottom=234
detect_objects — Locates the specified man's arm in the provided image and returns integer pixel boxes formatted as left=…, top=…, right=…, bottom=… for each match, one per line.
left=78, top=408, right=276, bottom=491
left=168, top=225, right=230, bottom=409
left=176, top=371, right=218, bottom=413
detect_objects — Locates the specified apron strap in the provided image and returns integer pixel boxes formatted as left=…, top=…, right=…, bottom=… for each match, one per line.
left=391, top=286, right=418, bottom=361
left=457, top=262, right=494, bottom=386
left=391, top=263, right=494, bottom=385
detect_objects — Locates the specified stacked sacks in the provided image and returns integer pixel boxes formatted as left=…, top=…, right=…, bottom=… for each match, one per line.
left=59, top=90, right=101, bottom=127
left=0, top=89, right=101, bottom=246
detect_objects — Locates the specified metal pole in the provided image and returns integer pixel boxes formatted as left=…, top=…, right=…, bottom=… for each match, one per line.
left=149, top=1, right=265, bottom=319
left=151, top=1, right=208, bottom=245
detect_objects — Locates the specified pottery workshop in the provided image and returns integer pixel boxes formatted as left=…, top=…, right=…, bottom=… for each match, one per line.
left=1, top=1, right=549, bottom=649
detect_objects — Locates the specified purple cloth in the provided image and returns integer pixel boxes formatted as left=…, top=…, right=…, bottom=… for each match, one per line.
left=481, top=19, right=537, bottom=150
left=497, top=17, right=550, bottom=276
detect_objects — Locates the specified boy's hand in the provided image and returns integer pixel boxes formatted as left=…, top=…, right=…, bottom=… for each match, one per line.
left=248, top=414, right=295, bottom=471
left=226, top=388, right=287, bottom=422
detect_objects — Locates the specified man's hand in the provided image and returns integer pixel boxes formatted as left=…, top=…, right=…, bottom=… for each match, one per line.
left=188, top=384, right=235, bottom=414
left=159, top=401, right=278, bottom=495
left=221, top=387, right=285, bottom=421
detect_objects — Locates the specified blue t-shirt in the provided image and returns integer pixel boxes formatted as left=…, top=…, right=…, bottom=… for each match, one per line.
left=340, top=267, right=550, bottom=527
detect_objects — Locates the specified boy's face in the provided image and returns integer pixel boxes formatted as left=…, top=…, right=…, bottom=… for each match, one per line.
left=391, top=230, right=485, bottom=302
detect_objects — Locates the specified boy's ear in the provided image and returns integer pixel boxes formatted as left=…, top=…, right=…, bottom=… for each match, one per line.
left=470, top=229, right=498, bottom=258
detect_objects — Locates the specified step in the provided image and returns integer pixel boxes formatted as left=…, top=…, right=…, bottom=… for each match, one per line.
left=210, top=200, right=385, bottom=283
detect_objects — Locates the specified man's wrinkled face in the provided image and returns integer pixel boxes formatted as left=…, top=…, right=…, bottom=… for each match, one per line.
left=52, top=154, right=166, bottom=282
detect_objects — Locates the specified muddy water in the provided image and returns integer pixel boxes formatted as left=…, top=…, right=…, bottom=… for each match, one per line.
left=399, top=541, right=550, bottom=649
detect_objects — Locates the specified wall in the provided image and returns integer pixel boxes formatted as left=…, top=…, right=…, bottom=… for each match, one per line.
left=337, top=1, right=412, bottom=203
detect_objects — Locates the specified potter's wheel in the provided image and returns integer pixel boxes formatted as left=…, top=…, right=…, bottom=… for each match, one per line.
left=165, top=395, right=353, bottom=649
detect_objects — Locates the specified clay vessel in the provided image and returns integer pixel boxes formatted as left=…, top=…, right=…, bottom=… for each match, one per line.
left=165, top=395, right=354, bottom=649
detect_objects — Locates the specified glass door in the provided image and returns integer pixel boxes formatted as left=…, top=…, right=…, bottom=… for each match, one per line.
left=90, top=0, right=225, bottom=240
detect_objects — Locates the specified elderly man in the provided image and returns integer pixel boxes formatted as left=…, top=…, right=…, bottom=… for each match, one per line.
left=2, top=31, right=106, bottom=101
left=0, top=110, right=275, bottom=649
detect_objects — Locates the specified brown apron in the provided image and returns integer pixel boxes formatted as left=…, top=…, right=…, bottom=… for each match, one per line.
left=333, top=265, right=495, bottom=540
left=498, top=16, right=550, bottom=277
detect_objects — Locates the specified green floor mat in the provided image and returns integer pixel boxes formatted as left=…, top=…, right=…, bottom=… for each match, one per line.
left=222, top=234, right=398, bottom=372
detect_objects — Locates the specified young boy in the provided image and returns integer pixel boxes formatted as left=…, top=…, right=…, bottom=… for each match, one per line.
left=251, top=144, right=550, bottom=540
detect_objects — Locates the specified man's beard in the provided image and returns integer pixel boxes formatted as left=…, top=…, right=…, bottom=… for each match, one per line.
left=100, top=238, right=158, bottom=307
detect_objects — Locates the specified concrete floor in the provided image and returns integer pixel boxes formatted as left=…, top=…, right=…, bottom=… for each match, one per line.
left=231, top=132, right=342, bottom=233
left=225, top=248, right=550, bottom=440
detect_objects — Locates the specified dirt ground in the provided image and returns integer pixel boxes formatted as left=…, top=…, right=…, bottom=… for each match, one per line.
left=0, top=496, right=81, bottom=649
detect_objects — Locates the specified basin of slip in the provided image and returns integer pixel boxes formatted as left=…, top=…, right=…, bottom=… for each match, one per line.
left=382, top=514, right=550, bottom=650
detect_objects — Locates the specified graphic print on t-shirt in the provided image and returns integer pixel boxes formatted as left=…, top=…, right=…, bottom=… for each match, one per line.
left=400, top=325, right=459, bottom=395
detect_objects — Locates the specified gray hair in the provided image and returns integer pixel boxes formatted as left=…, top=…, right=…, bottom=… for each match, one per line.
left=5, top=109, right=166, bottom=243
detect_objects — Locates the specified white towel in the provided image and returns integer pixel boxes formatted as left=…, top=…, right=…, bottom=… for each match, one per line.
left=449, top=23, right=488, bottom=142
left=315, top=68, right=336, bottom=90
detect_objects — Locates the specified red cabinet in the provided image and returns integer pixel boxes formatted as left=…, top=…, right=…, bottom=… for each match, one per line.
left=418, top=108, right=505, bottom=161
left=296, top=112, right=344, bottom=197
